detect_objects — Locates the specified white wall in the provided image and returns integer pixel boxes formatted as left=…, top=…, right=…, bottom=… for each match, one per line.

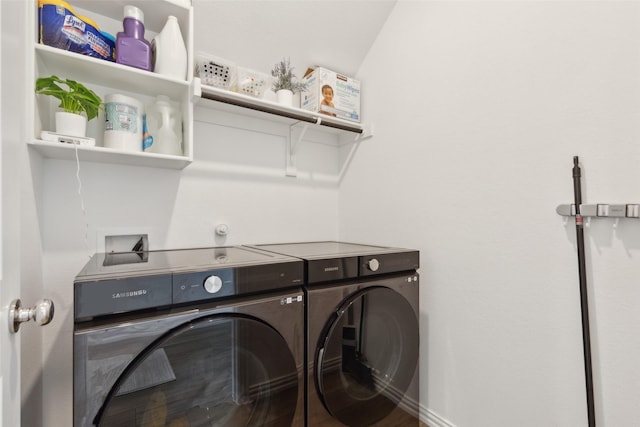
left=341, top=1, right=640, bottom=426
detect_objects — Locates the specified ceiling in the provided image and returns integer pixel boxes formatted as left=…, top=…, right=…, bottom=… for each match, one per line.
left=192, top=0, right=397, bottom=79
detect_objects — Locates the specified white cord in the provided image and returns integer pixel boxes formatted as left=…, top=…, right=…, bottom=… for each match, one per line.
left=73, top=143, right=91, bottom=258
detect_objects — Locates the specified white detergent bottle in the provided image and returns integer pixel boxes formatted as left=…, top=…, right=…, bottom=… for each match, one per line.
left=144, top=96, right=182, bottom=156
left=152, top=16, right=187, bottom=80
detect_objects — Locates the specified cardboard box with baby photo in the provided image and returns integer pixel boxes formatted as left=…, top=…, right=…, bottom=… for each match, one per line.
left=301, top=67, right=361, bottom=122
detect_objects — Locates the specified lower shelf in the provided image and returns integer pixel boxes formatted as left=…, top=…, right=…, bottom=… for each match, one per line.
left=28, top=140, right=192, bottom=170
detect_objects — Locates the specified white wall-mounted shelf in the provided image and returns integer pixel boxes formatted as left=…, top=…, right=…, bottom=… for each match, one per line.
left=193, top=80, right=372, bottom=180
left=194, top=80, right=372, bottom=138
left=30, top=0, right=194, bottom=170
left=28, top=139, right=191, bottom=169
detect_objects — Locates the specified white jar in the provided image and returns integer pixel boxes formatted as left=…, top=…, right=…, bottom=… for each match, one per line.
left=103, top=94, right=143, bottom=152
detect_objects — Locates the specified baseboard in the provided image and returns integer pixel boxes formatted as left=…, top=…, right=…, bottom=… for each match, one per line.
left=420, top=404, right=456, bottom=427
left=390, top=391, right=455, bottom=427
left=248, top=371, right=298, bottom=396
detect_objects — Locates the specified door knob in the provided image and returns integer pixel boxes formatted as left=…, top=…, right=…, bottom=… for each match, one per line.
left=8, top=299, right=55, bottom=334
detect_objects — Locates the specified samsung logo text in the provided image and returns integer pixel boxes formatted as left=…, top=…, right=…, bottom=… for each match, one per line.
left=112, top=289, right=148, bottom=299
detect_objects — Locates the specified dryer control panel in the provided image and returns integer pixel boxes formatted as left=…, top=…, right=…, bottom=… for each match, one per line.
left=173, top=269, right=235, bottom=304
left=359, top=251, right=420, bottom=277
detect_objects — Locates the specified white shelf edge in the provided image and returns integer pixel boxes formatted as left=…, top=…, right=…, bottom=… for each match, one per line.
left=66, top=1, right=192, bottom=34
left=194, top=81, right=367, bottom=136
left=35, top=44, right=191, bottom=98
left=28, top=139, right=192, bottom=170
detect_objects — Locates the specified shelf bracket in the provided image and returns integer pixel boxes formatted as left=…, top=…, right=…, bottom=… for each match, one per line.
left=286, top=119, right=372, bottom=180
left=286, top=121, right=313, bottom=177
left=356, top=122, right=374, bottom=142
left=333, top=122, right=372, bottom=182
left=337, top=138, right=362, bottom=183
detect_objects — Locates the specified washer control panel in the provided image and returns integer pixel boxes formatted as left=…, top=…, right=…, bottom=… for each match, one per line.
left=173, top=269, right=235, bottom=304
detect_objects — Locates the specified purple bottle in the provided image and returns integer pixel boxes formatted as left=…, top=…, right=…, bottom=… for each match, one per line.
left=116, top=6, right=152, bottom=71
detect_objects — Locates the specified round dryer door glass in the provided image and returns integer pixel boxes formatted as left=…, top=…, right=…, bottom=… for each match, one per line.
left=96, top=314, right=298, bottom=427
left=316, top=287, right=419, bottom=427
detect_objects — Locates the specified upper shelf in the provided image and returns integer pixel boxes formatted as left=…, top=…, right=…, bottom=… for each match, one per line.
left=35, top=44, right=191, bottom=99
left=66, top=0, right=191, bottom=35
left=193, top=79, right=371, bottom=137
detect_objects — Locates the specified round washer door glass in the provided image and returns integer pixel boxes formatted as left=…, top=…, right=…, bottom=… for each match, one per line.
left=316, top=286, right=419, bottom=427
left=96, top=314, right=298, bottom=426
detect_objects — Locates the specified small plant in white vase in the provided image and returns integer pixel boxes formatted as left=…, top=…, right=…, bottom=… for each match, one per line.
left=271, top=57, right=307, bottom=107
left=35, top=75, right=102, bottom=137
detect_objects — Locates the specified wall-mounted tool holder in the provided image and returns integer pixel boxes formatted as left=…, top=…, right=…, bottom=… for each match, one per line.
left=556, top=203, right=640, bottom=218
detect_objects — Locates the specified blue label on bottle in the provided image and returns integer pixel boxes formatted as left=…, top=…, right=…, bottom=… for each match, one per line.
left=142, top=114, right=153, bottom=150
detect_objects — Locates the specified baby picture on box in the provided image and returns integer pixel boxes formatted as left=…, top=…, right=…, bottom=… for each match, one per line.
left=301, top=67, right=361, bottom=122
left=320, top=84, right=336, bottom=117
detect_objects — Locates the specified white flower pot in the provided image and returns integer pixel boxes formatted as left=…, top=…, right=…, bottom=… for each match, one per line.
left=276, top=89, right=294, bottom=107
left=55, top=111, right=87, bottom=137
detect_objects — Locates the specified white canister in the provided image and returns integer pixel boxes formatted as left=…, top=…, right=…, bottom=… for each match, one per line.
left=104, top=94, right=143, bottom=152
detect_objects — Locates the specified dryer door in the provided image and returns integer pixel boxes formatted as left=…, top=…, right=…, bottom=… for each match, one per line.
left=95, top=314, right=298, bottom=427
left=315, top=286, right=419, bottom=427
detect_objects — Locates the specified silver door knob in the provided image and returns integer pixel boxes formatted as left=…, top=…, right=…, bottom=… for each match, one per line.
left=8, top=299, right=54, bottom=334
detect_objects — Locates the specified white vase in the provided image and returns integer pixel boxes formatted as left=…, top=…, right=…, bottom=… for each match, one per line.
left=276, top=89, right=293, bottom=106
left=152, top=16, right=187, bottom=80
left=55, top=111, right=87, bottom=137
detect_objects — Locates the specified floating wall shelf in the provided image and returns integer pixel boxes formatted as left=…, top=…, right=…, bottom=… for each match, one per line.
left=193, top=79, right=373, bottom=179
left=194, top=79, right=372, bottom=137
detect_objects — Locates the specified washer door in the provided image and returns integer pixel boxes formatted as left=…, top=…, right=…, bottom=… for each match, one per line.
left=95, top=314, right=298, bottom=426
left=315, top=286, right=419, bottom=427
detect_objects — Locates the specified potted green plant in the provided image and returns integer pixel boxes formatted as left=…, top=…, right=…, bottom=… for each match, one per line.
left=271, top=57, right=307, bottom=106
left=35, top=75, right=102, bottom=137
